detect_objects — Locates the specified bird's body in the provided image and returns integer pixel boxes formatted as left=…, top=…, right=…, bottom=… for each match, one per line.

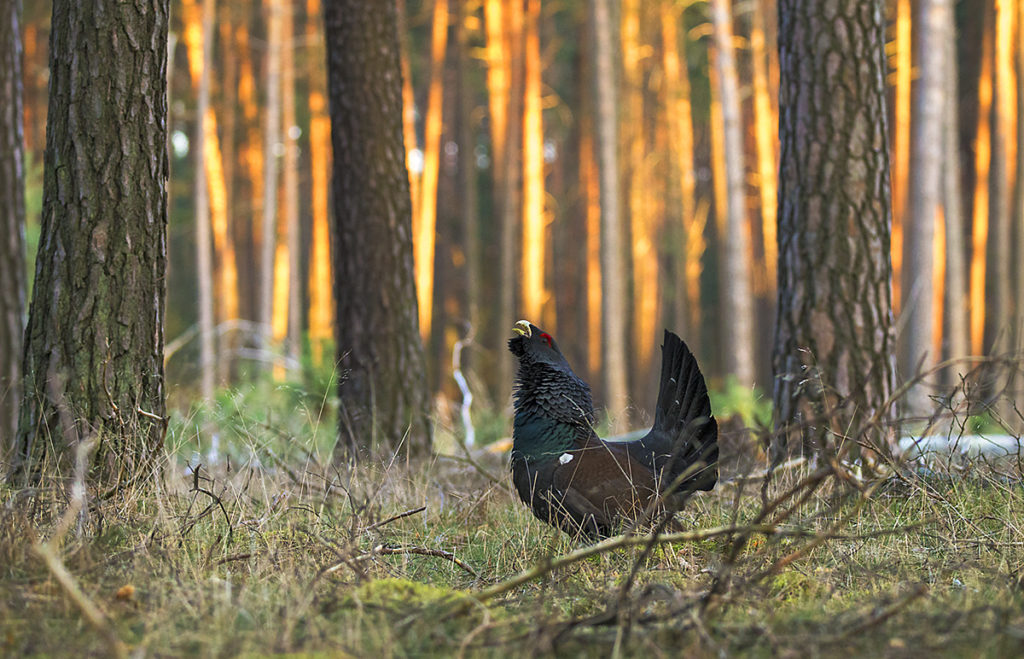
left=508, top=320, right=718, bottom=538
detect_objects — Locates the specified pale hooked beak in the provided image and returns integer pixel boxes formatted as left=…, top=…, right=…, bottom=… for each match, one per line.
left=512, top=320, right=532, bottom=337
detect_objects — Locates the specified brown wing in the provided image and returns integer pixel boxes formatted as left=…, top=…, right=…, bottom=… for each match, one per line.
left=552, top=436, right=661, bottom=530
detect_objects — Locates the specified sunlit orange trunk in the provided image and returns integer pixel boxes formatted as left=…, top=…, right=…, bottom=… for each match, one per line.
left=623, top=0, right=658, bottom=367
left=521, top=0, right=547, bottom=325
left=996, top=0, right=1017, bottom=188
left=236, top=22, right=264, bottom=251
left=934, top=205, right=946, bottom=359
left=397, top=0, right=421, bottom=246
left=709, top=64, right=727, bottom=236
left=415, top=0, right=449, bottom=340
left=971, top=15, right=993, bottom=355
left=307, top=0, right=333, bottom=364
left=279, top=0, right=301, bottom=378
left=892, top=0, right=911, bottom=310
left=204, top=110, right=239, bottom=324
left=484, top=0, right=508, bottom=191
left=581, top=119, right=602, bottom=373
left=750, top=0, right=777, bottom=293
left=661, top=3, right=701, bottom=335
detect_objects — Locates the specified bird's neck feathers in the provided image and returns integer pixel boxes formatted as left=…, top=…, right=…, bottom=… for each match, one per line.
left=511, top=361, right=594, bottom=463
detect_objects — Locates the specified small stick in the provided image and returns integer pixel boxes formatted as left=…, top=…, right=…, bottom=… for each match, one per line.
left=365, top=505, right=427, bottom=531
left=363, top=543, right=479, bottom=578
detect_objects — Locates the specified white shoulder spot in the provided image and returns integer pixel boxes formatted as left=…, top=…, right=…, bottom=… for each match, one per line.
left=559, top=452, right=574, bottom=465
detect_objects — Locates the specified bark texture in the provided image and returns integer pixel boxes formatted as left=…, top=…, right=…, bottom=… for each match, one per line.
left=14, top=0, right=169, bottom=486
left=324, top=0, right=432, bottom=458
left=772, top=0, right=898, bottom=460
left=0, top=0, right=25, bottom=456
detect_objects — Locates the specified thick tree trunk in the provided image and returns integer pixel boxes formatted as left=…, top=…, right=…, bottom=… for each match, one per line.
left=14, top=0, right=169, bottom=487
left=0, top=0, right=25, bottom=456
left=710, top=0, right=755, bottom=387
left=592, top=0, right=628, bottom=422
left=773, top=0, right=898, bottom=461
left=324, top=0, right=432, bottom=458
left=903, top=0, right=947, bottom=415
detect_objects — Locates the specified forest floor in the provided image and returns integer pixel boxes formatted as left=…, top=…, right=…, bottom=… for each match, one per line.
left=2, top=392, right=1024, bottom=657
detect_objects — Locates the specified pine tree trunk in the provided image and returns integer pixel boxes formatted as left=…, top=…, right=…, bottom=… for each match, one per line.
left=260, top=0, right=282, bottom=359
left=324, top=0, right=432, bottom=458
left=14, top=0, right=169, bottom=487
left=942, top=0, right=968, bottom=386
left=457, top=0, right=479, bottom=332
left=194, top=0, right=216, bottom=399
left=709, top=0, right=755, bottom=387
left=592, top=0, right=628, bottom=423
left=903, top=0, right=947, bottom=415
left=0, top=0, right=25, bottom=455
left=773, top=0, right=898, bottom=461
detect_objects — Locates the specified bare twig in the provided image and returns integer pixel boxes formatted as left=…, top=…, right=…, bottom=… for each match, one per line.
left=359, top=543, right=479, bottom=578
left=365, top=505, right=427, bottom=531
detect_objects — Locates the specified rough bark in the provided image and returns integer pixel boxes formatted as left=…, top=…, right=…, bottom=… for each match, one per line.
left=324, top=0, right=432, bottom=458
left=772, top=0, right=898, bottom=461
left=710, top=0, right=755, bottom=387
left=14, top=0, right=169, bottom=486
left=903, top=0, right=947, bottom=415
left=0, top=0, right=25, bottom=456
left=592, top=0, right=628, bottom=422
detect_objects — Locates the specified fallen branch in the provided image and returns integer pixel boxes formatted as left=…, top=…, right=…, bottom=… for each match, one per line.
left=469, top=523, right=779, bottom=606
left=346, top=543, right=479, bottom=578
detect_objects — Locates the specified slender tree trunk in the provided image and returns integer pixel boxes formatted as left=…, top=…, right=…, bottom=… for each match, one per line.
left=324, top=0, right=432, bottom=458
left=773, top=0, right=898, bottom=462
left=0, top=0, right=25, bottom=455
left=14, top=0, right=169, bottom=486
left=991, top=0, right=1016, bottom=391
left=903, top=0, right=947, bottom=415
left=416, top=0, right=449, bottom=341
left=457, top=0, right=479, bottom=331
left=194, top=0, right=216, bottom=399
left=260, top=0, right=282, bottom=358
left=942, top=0, right=968, bottom=386
left=281, top=1, right=301, bottom=369
left=592, top=0, right=627, bottom=422
left=750, top=0, right=777, bottom=292
left=307, top=0, right=333, bottom=364
left=522, top=0, right=547, bottom=327
left=710, top=0, right=755, bottom=387
left=970, top=8, right=993, bottom=356
left=1015, top=0, right=1024, bottom=385
left=661, top=3, right=704, bottom=346
left=498, top=1, right=524, bottom=407
left=892, top=0, right=911, bottom=310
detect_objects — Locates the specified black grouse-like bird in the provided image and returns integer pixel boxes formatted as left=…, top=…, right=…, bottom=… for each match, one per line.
left=508, top=320, right=718, bottom=538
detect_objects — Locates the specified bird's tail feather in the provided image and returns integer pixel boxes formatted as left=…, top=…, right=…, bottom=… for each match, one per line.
left=647, top=330, right=718, bottom=493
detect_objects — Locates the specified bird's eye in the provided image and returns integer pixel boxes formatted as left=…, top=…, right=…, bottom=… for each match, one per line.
left=540, top=332, right=553, bottom=348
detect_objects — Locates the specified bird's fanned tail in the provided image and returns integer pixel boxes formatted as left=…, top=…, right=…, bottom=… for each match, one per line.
left=642, top=330, right=719, bottom=497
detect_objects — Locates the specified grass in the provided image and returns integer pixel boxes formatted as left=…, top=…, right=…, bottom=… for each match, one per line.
left=2, top=388, right=1024, bottom=657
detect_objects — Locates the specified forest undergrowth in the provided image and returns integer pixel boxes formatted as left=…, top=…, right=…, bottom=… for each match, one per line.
left=2, top=377, right=1024, bottom=657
